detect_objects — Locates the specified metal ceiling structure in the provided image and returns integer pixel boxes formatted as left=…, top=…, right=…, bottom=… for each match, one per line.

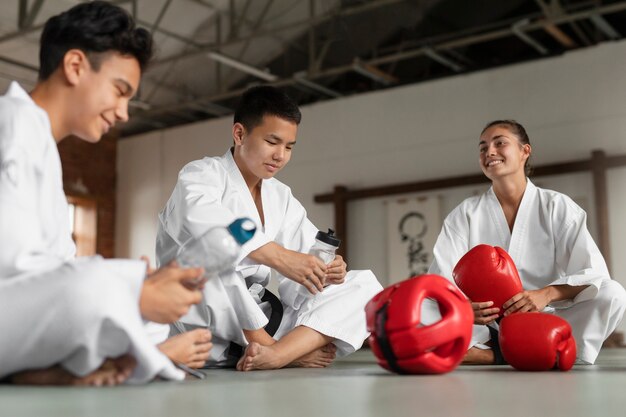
left=0, top=0, right=625, bottom=138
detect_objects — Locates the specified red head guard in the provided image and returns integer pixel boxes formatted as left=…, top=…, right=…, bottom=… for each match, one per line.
left=365, top=274, right=473, bottom=374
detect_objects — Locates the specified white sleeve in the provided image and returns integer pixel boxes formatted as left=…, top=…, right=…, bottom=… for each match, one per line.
left=0, top=138, right=45, bottom=277
left=274, top=189, right=318, bottom=253
left=428, top=212, right=491, bottom=349
left=159, top=162, right=271, bottom=264
left=275, top=190, right=319, bottom=310
left=158, top=161, right=268, bottom=332
left=551, top=206, right=609, bottom=307
left=428, top=214, right=470, bottom=282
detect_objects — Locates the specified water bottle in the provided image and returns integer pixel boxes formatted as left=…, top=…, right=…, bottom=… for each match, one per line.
left=176, top=217, right=257, bottom=274
left=289, top=229, right=341, bottom=309
left=278, top=229, right=341, bottom=310
left=309, top=229, right=341, bottom=265
left=170, top=217, right=256, bottom=333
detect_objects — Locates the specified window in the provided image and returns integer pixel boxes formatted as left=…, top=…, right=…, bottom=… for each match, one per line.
left=67, top=195, right=97, bottom=257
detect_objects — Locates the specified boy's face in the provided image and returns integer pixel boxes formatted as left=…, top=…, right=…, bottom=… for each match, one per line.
left=233, top=115, right=297, bottom=182
left=69, top=52, right=140, bottom=143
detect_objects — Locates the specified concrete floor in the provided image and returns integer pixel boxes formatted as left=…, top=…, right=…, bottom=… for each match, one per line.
left=2, top=349, right=626, bottom=417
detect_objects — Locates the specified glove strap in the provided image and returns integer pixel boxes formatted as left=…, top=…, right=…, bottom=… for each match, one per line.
left=375, top=303, right=406, bottom=374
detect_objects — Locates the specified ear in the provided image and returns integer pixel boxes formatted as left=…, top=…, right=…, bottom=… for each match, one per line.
left=522, top=143, right=532, bottom=161
left=62, top=49, right=90, bottom=86
left=232, top=122, right=246, bottom=146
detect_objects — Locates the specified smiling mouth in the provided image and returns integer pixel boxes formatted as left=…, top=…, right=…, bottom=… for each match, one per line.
left=102, top=118, right=113, bottom=132
left=486, top=160, right=503, bottom=167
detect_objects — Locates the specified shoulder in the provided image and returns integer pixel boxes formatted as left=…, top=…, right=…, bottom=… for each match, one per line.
left=266, top=177, right=300, bottom=202
left=534, top=186, right=585, bottom=219
left=178, top=156, right=227, bottom=180
left=445, top=193, right=484, bottom=222
left=0, top=94, right=47, bottom=149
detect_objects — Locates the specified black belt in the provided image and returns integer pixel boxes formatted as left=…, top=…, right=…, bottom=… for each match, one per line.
left=228, top=289, right=283, bottom=359
left=488, top=321, right=508, bottom=365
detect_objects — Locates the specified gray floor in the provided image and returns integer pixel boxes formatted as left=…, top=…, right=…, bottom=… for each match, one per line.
left=2, top=349, right=626, bottom=417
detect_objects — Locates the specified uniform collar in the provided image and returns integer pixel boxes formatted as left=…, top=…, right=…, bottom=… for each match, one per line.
left=6, top=81, right=34, bottom=102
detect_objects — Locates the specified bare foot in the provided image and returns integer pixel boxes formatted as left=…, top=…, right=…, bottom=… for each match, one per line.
left=11, top=355, right=137, bottom=386
left=289, top=343, right=337, bottom=368
left=158, top=329, right=212, bottom=368
left=462, top=347, right=495, bottom=365
left=236, top=342, right=282, bottom=372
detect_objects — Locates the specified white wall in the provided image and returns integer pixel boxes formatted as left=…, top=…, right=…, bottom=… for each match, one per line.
left=117, top=40, right=626, bottom=332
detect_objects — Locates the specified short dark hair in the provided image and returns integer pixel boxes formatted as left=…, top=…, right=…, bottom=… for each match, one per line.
left=482, top=119, right=532, bottom=175
left=38, top=1, right=153, bottom=81
left=234, top=86, right=302, bottom=131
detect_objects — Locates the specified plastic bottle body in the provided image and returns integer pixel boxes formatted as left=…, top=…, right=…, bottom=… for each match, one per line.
left=176, top=227, right=240, bottom=273
left=296, top=232, right=340, bottom=302
left=174, top=218, right=256, bottom=274
left=308, top=240, right=337, bottom=265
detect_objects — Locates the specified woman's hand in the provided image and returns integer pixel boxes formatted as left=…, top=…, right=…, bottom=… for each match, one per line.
left=471, top=300, right=499, bottom=325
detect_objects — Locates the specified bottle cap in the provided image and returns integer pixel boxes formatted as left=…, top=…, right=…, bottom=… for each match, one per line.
left=228, top=217, right=257, bottom=245
left=315, top=229, right=341, bottom=247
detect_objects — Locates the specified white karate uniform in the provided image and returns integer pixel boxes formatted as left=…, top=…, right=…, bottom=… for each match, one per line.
left=156, top=149, right=383, bottom=366
left=428, top=179, right=626, bottom=363
left=0, top=82, right=182, bottom=382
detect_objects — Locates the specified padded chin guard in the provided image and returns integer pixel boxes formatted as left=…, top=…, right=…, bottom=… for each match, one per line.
left=365, top=274, right=473, bottom=374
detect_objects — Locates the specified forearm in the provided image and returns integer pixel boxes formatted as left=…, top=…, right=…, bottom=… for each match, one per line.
left=248, top=241, right=326, bottom=293
left=243, top=328, right=276, bottom=346
left=544, top=284, right=589, bottom=303
left=248, top=242, right=285, bottom=270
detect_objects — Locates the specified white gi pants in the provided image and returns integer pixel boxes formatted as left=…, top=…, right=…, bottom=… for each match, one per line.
left=0, top=258, right=182, bottom=382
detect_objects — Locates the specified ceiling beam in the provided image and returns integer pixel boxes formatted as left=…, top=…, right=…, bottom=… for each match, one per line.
left=151, top=0, right=410, bottom=67
left=512, top=18, right=549, bottom=55
left=19, top=0, right=45, bottom=30
left=150, top=0, right=174, bottom=36
left=589, top=14, right=621, bottom=40
left=124, top=1, right=626, bottom=128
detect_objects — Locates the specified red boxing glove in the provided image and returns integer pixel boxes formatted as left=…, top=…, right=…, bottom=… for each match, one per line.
left=365, top=274, right=473, bottom=374
left=499, top=312, right=576, bottom=371
left=453, top=245, right=523, bottom=315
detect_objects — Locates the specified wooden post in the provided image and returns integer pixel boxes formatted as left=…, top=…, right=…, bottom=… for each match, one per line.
left=591, top=150, right=611, bottom=271
left=314, top=151, right=626, bottom=274
left=333, top=185, right=348, bottom=259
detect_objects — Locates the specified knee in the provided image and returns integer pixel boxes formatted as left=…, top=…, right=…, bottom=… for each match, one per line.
left=597, top=280, right=626, bottom=315
left=62, top=264, right=130, bottom=322
left=351, top=270, right=384, bottom=294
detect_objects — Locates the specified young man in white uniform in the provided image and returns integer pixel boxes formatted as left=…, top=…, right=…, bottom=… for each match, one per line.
left=428, top=120, right=626, bottom=364
left=0, top=2, right=210, bottom=385
left=157, top=86, right=383, bottom=370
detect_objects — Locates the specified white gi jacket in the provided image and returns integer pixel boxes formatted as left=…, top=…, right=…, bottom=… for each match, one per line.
left=0, top=82, right=182, bottom=382
left=428, top=179, right=616, bottom=352
left=157, top=149, right=382, bottom=365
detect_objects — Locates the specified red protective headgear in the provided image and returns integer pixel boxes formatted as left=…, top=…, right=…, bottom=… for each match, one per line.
left=365, top=274, right=473, bottom=374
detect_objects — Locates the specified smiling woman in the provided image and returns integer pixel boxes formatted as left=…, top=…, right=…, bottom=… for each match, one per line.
left=426, top=119, right=626, bottom=366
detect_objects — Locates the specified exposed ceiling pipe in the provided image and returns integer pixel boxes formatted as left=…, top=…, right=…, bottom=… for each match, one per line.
left=293, top=71, right=342, bottom=98
left=423, top=47, right=464, bottom=72
left=511, top=18, right=549, bottom=55
left=589, top=14, right=621, bottom=40
left=123, top=1, right=626, bottom=135
left=207, top=51, right=278, bottom=82
left=352, top=58, right=398, bottom=85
